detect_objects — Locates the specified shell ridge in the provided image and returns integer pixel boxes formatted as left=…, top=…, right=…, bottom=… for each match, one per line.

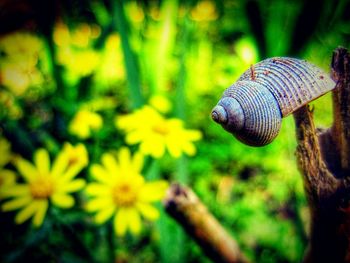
left=239, top=65, right=292, bottom=114
left=254, top=65, right=298, bottom=115
left=288, top=59, right=334, bottom=94
left=279, top=59, right=335, bottom=115
left=243, top=61, right=301, bottom=116
left=268, top=61, right=312, bottom=113
left=283, top=59, right=323, bottom=95
left=231, top=81, right=281, bottom=145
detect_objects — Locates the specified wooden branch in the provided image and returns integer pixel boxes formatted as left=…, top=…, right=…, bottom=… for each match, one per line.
left=293, top=47, right=350, bottom=263
left=294, top=107, right=339, bottom=205
left=163, top=183, right=249, bottom=263
left=331, top=48, right=350, bottom=175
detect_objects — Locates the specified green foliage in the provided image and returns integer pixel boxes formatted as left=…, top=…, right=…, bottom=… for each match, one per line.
left=0, top=0, right=349, bottom=262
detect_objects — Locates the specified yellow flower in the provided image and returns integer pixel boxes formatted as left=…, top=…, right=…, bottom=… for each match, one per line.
left=57, top=48, right=100, bottom=77
left=53, top=22, right=70, bottom=47
left=0, top=32, right=42, bottom=65
left=54, top=23, right=101, bottom=78
left=190, top=1, right=218, bottom=22
left=116, top=106, right=202, bottom=158
left=1, top=145, right=88, bottom=227
left=85, top=147, right=168, bottom=236
left=69, top=109, right=103, bottom=139
left=62, top=142, right=89, bottom=168
left=0, top=32, right=44, bottom=96
left=53, top=22, right=100, bottom=48
left=1, top=61, right=44, bottom=96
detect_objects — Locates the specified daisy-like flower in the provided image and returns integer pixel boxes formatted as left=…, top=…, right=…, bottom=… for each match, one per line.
left=115, top=106, right=202, bottom=158
left=0, top=143, right=88, bottom=227
left=85, top=147, right=168, bottom=236
left=69, top=109, right=103, bottom=139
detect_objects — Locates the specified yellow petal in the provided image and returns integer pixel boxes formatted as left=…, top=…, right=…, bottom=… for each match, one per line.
left=126, top=208, right=141, bottom=235
left=58, top=179, right=86, bottom=193
left=168, top=118, right=183, bottom=128
left=89, top=111, right=103, bottom=129
left=166, top=139, right=182, bottom=158
left=114, top=208, right=128, bottom=236
left=132, top=152, right=144, bottom=173
left=91, top=164, right=115, bottom=185
left=182, top=142, right=196, bottom=156
left=186, top=130, right=202, bottom=140
left=115, top=115, right=128, bottom=129
left=125, top=131, right=143, bottom=144
left=63, top=143, right=88, bottom=167
left=118, top=147, right=131, bottom=171
left=136, top=202, right=159, bottom=221
left=85, top=183, right=111, bottom=197
left=1, top=185, right=30, bottom=198
left=51, top=193, right=74, bottom=208
left=51, top=151, right=69, bottom=177
left=95, top=206, right=115, bottom=224
left=61, top=164, right=84, bottom=182
left=32, top=199, right=48, bottom=227
left=2, top=195, right=32, bottom=211
left=16, top=158, right=38, bottom=182
left=15, top=201, right=38, bottom=224
left=90, top=164, right=113, bottom=184
left=34, top=149, right=50, bottom=175
left=139, top=181, right=169, bottom=202
left=140, top=139, right=165, bottom=158
left=101, top=153, right=119, bottom=175
left=85, top=197, right=113, bottom=212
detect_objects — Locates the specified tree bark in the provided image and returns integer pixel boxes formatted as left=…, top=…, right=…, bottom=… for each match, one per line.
left=294, top=47, right=350, bottom=263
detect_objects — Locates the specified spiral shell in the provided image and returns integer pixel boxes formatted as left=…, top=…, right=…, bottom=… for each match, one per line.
left=211, top=57, right=335, bottom=146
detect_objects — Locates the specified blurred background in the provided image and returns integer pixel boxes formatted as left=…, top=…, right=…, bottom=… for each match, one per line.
left=0, top=0, right=349, bottom=262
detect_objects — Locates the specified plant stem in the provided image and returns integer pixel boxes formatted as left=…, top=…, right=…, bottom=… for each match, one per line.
left=113, top=0, right=143, bottom=109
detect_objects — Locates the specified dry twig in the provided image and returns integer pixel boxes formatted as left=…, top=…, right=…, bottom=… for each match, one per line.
left=164, top=183, right=249, bottom=263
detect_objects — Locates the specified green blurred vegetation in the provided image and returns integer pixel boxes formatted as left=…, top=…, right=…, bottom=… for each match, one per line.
left=0, top=0, right=349, bottom=262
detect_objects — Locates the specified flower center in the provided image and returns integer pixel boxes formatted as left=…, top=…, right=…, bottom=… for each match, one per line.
left=68, top=156, right=79, bottom=167
left=152, top=121, right=169, bottom=135
left=112, top=182, right=138, bottom=207
left=29, top=176, right=55, bottom=199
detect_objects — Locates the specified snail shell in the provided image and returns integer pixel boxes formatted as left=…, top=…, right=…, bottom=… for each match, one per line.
left=211, top=57, right=335, bottom=146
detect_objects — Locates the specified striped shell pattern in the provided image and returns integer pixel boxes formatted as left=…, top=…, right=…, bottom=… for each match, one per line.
left=211, top=57, right=335, bottom=146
